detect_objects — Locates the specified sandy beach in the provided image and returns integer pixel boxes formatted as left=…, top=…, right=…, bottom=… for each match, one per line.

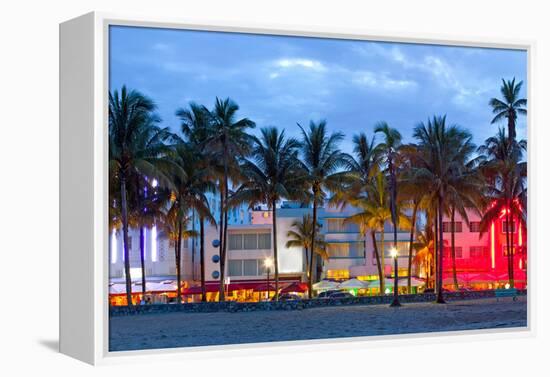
left=109, top=296, right=527, bottom=351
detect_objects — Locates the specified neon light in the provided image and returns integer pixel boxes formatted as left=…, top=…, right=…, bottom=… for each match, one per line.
left=518, top=223, right=523, bottom=247
left=151, top=226, right=158, bottom=262
left=143, top=228, right=147, bottom=260
left=111, top=229, right=117, bottom=264
left=490, top=222, right=495, bottom=269
left=519, top=259, right=523, bottom=269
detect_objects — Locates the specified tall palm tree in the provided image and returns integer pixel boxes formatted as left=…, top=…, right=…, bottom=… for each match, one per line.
left=489, top=78, right=527, bottom=142
left=176, top=103, right=218, bottom=302
left=160, top=201, right=196, bottom=304
left=344, top=172, right=411, bottom=295
left=109, top=86, right=173, bottom=306
left=478, top=130, right=527, bottom=288
left=286, top=214, right=328, bottom=292
left=411, top=115, right=476, bottom=303
left=299, top=120, right=348, bottom=298
left=375, top=122, right=403, bottom=305
left=412, top=227, right=436, bottom=287
left=169, top=142, right=217, bottom=302
left=207, top=97, right=255, bottom=301
left=234, top=127, right=304, bottom=300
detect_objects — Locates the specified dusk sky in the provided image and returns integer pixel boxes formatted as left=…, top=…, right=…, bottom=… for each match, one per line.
left=109, top=25, right=527, bottom=153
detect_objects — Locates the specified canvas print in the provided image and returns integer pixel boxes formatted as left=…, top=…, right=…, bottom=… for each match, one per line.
left=108, top=25, right=528, bottom=352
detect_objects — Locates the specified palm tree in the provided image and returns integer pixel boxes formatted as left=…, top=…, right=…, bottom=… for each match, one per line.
left=286, top=214, right=328, bottom=292
left=344, top=172, right=410, bottom=295
left=299, top=120, right=348, bottom=298
left=160, top=201, right=197, bottom=304
left=411, top=115, right=476, bottom=303
left=234, top=127, right=304, bottom=300
left=109, top=86, right=172, bottom=306
left=478, top=130, right=527, bottom=288
left=489, top=78, right=527, bottom=142
left=176, top=103, right=218, bottom=302
left=375, top=122, right=403, bottom=305
left=207, top=97, right=255, bottom=301
left=412, top=227, right=436, bottom=288
left=168, top=140, right=218, bottom=299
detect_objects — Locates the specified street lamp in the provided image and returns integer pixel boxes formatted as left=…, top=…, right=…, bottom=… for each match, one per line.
left=389, top=247, right=401, bottom=307
left=264, top=257, right=274, bottom=301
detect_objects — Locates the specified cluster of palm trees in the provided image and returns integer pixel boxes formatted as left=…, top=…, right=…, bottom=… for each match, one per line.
left=109, top=78, right=527, bottom=306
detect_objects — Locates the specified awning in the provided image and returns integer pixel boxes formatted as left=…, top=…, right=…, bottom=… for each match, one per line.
left=337, top=278, right=369, bottom=289
left=312, top=280, right=339, bottom=290
left=280, top=282, right=308, bottom=293
left=252, top=283, right=277, bottom=292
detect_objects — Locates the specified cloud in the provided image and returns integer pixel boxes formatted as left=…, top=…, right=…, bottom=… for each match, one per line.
left=275, top=58, right=326, bottom=71
left=352, top=71, right=417, bottom=90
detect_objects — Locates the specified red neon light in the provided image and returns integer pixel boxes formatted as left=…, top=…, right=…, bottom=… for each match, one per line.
left=518, top=222, right=523, bottom=247
left=490, top=222, right=495, bottom=269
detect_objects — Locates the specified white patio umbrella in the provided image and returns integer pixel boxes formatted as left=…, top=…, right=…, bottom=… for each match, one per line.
left=337, top=278, right=370, bottom=289
left=109, top=283, right=127, bottom=294
left=312, top=280, right=339, bottom=290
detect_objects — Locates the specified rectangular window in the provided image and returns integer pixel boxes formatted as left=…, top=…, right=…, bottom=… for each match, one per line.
left=183, top=238, right=189, bottom=249
left=258, top=233, right=271, bottom=249
left=444, top=247, right=463, bottom=259
left=469, top=246, right=487, bottom=258
left=327, top=270, right=350, bottom=279
left=378, top=241, right=410, bottom=258
left=243, top=234, right=258, bottom=249
left=326, top=218, right=359, bottom=233
left=243, top=259, right=258, bottom=276
left=228, top=260, right=243, bottom=276
left=443, top=221, right=462, bottom=232
left=502, top=220, right=516, bottom=233
left=469, top=222, right=481, bottom=232
left=228, top=234, right=243, bottom=250
left=327, top=242, right=365, bottom=258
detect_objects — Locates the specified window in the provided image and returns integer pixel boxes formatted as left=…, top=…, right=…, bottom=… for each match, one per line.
left=258, top=233, right=271, bottom=249
left=228, top=234, right=243, bottom=250
left=243, top=259, right=258, bottom=276
left=502, top=220, right=516, bottom=233
left=243, top=234, right=258, bottom=249
left=183, top=238, right=189, bottom=249
left=228, top=260, right=243, bottom=276
left=469, top=246, right=488, bottom=258
left=469, top=222, right=481, bottom=232
left=326, top=218, right=359, bottom=233
left=377, top=241, right=410, bottom=258
left=442, top=221, right=462, bottom=233
left=444, top=247, right=463, bottom=259
left=327, top=242, right=365, bottom=258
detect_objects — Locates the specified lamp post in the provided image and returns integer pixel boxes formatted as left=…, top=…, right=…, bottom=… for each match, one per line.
left=390, top=247, right=401, bottom=307
left=264, top=257, right=273, bottom=301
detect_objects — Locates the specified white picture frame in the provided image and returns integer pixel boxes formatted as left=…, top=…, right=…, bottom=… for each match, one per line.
left=59, top=11, right=535, bottom=365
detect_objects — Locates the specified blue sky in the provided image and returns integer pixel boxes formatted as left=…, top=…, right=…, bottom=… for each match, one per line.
left=109, top=25, right=527, bottom=152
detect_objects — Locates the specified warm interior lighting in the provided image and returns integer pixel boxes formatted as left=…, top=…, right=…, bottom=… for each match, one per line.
left=518, top=223, right=523, bottom=247
left=505, top=283, right=510, bottom=290
left=111, top=229, right=117, bottom=264
left=490, top=222, right=495, bottom=269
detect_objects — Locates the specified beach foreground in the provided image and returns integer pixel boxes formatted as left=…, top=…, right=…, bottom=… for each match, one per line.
left=109, top=297, right=527, bottom=351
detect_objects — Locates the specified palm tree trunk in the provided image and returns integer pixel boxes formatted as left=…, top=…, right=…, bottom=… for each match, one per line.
left=380, top=229, right=385, bottom=294
left=120, top=174, right=133, bottom=306
left=371, top=230, right=384, bottom=296
left=308, top=190, right=318, bottom=299
left=200, top=217, right=206, bottom=302
left=176, top=220, right=182, bottom=304
left=451, top=206, right=459, bottom=291
left=272, top=199, right=279, bottom=301
left=508, top=110, right=516, bottom=141
left=218, top=185, right=224, bottom=302
left=407, top=202, right=418, bottom=294
left=139, top=226, right=146, bottom=298
left=304, top=247, right=309, bottom=285
left=436, top=194, right=445, bottom=304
